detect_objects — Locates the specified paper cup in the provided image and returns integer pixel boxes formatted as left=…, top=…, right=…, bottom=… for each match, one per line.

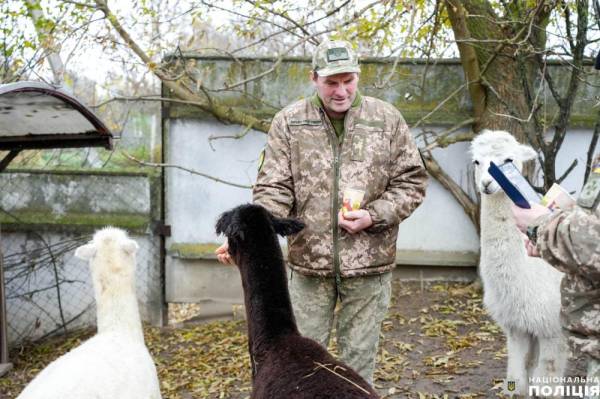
left=541, top=183, right=576, bottom=210
left=341, top=188, right=365, bottom=214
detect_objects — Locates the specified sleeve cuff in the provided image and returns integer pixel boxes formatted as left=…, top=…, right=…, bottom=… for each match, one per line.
left=365, top=200, right=397, bottom=233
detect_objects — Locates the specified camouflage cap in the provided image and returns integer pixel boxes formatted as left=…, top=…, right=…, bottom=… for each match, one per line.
left=312, top=40, right=360, bottom=77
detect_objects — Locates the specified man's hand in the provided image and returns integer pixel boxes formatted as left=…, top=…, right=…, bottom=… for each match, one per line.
left=215, top=240, right=234, bottom=265
left=510, top=203, right=551, bottom=233
left=338, top=209, right=373, bottom=234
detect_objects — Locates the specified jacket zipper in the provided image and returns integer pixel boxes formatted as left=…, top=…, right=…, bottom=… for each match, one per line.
left=321, top=110, right=343, bottom=290
left=333, top=149, right=341, bottom=290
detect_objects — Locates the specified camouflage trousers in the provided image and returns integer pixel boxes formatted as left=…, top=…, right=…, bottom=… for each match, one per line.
left=586, top=358, right=600, bottom=399
left=287, top=269, right=392, bottom=384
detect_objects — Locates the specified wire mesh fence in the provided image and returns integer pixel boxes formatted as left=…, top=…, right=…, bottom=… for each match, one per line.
left=0, top=168, right=163, bottom=347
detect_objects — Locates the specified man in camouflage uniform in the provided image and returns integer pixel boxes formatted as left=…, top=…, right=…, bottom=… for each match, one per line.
left=217, top=40, right=427, bottom=383
left=511, top=154, right=600, bottom=398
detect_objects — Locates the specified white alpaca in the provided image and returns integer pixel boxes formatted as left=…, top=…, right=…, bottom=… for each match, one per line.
left=470, top=130, right=568, bottom=397
left=17, top=227, right=162, bottom=399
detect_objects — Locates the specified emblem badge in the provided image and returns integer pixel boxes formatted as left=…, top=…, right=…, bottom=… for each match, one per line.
left=507, top=381, right=516, bottom=392
left=577, top=172, right=600, bottom=210
left=351, top=134, right=366, bottom=161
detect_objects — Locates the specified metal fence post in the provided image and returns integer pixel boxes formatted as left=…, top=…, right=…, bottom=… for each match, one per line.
left=0, top=224, right=13, bottom=376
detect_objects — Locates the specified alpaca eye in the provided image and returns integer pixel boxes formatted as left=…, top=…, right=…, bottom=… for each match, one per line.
left=504, top=158, right=513, bottom=163
left=473, top=160, right=480, bottom=165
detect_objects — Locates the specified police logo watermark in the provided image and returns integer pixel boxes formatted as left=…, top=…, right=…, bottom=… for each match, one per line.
left=528, top=376, right=600, bottom=397
left=493, top=379, right=518, bottom=396
left=507, top=380, right=516, bottom=392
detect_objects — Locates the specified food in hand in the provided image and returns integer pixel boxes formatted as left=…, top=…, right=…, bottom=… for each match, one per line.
left=341, top=189, right=364, bottom=215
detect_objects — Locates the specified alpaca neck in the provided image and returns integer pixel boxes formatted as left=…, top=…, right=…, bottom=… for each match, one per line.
left=95, top=282, right=144, bottom=342
left=479, top=193, right=528, bottom=270
left=237, top=236, right=298, bottom=364
left=480, top=194, right=514, bottom=234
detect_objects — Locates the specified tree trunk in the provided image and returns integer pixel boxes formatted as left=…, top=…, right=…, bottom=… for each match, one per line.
left=445, top=0, right=552, bottom=140
left=25, top=0, right=65, bottom=86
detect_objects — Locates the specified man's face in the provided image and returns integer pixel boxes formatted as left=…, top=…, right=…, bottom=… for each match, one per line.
left=312, top=72, right=359, bottom=117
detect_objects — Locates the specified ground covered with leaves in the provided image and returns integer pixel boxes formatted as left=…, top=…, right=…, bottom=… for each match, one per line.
left=0, top=281, right=586, bottom=398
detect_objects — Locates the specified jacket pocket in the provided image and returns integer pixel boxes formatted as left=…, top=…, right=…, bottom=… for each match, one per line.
left=343, top=129, right=390, bottom=200
left=351, top=127, right=389, bottom=166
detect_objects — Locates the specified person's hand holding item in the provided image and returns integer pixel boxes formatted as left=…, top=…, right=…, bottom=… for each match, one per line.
left=338, top=209, right=373, bottom=234
left=510, top=202, right=552, bottom=233
left=215, top=239, right=234, bottom=265
left=340, top=188, right=365, bottom=215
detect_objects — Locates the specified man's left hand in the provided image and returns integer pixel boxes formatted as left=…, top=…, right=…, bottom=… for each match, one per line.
left=338, top=209, right=373, bottom=234
left=525, top=238, right=540, bottom=257
left=511, top=203, right=551, bottom=233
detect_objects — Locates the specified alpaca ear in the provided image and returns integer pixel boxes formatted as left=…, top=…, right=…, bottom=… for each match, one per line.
left=122, top=239, right=139, bottom=256
left=271, top=217, right=305, bottom=236
left=215, top=211, right=245, bottom=241
left=75, top=243, right=96, bottom=260
left=519, top=144, right=537, bottom=161
left=215, top=210, right=233, bottom=236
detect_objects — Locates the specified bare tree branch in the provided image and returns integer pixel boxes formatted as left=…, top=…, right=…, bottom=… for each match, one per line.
left=423, top=119, right=476, bottom=151
left=231, top=0, right=352, bottom=54
left=556, top=158, right=578, bottom=184
left=243, top=0, right=318, bottom=45
left=208, top=124, right=254, bottom=151
left=585, top=108, right=600, bottom=183
left=122, top=151, right=253, bottom=189
left=421, top=151, right=479, bottom=230
left=94, top=0, right=271, bottom=133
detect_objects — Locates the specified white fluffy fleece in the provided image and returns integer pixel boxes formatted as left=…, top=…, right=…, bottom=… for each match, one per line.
left=471, top=130, right=568, bottom=397
left=17, top=227, right=162, bottom=399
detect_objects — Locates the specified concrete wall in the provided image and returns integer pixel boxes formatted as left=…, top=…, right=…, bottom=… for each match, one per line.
left=164, top=121, right=594, bottom=251
left=165, top=56, right=599, bottom=126
left=165, top=119, right=483, bottom=253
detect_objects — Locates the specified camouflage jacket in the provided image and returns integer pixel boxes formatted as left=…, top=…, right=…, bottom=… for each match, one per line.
left=253, top=94, right=428, bottom=279
left=536, top=154, right=600, bottom=360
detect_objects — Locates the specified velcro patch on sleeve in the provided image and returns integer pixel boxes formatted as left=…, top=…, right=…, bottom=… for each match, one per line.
left=577, top=172, right=600, bottom=210
left=327, top=48, right=349, bottom=62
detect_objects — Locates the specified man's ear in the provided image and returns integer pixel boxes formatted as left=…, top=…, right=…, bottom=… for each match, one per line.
left=310, top=70, right=318, bottom=83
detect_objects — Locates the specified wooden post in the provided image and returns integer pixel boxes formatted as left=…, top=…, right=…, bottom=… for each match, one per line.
left=0, top=225, right=12, bottom=376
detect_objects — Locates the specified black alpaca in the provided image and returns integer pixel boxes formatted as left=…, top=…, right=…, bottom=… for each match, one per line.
left=216, top=204, right=380, bottom=399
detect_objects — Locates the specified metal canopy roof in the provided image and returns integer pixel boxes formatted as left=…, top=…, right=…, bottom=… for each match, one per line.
left=0, top=81, right=113, bottom=152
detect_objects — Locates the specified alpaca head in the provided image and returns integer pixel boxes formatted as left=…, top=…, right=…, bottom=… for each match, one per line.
left=215, top=204, right=304, bottom=260
left=74, top=227, right=139, bottom=294
left=470, top=130, right=537, bottom=196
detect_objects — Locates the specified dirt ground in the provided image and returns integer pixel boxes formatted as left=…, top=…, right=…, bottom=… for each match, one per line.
left=0, top=281, right=587, bottom=399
